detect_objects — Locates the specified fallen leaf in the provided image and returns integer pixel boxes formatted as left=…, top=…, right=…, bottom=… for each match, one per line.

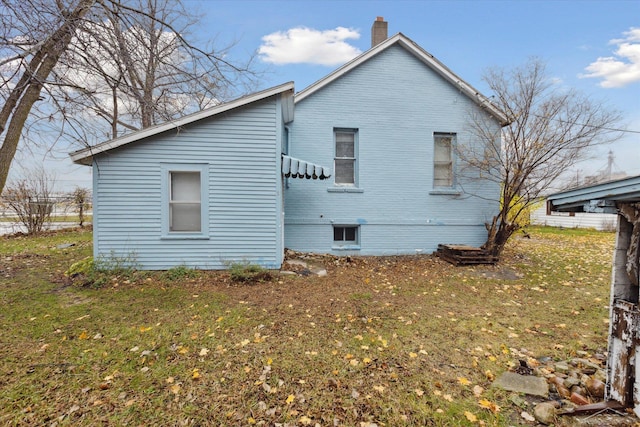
left=473, top=385, right=484, bottom=397
left=485, top=370, right=495, bottom=381
left=479, top=398, right=501, bottom=413
left=169, top=384, right=181, bottom=394
left=199, top=348, right=209, bottom=356
left=458, top=377, right=471, bottom=386
left=464, top=411, right=478, bottom=422
left=286, top=394, right=295, bottom=405
left=192, top=369, right=200, bottom=380
left=78, top=331, right=89, bottom=340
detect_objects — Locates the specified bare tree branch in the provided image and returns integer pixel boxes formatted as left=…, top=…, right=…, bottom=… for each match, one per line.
left=459, top=58, right=623, bottom=257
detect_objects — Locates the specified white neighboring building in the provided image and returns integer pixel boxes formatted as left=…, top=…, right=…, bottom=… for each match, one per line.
left=530, top=203, right=617, bottom=231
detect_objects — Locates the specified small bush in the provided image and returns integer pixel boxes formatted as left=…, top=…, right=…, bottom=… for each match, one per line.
left=66, top=257, right=107, bottom=288
left=228, top=262, right=273, bottom=284
left=164, top=265, right=199, bottom=281
left=66, top=251, right=140, bottom=288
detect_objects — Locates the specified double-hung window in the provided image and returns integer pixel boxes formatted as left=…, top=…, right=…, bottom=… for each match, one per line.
left=334, top=129, right=357, bottom=185
left=162, top=164, right=208, bottom=238
left=170, top=171, right=201, bottom=232
left=433, top=132, right=455, bottom=188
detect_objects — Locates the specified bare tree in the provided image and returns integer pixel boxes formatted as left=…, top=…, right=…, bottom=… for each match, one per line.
left=50, top=0, right=256, bottom=141
left=2, top=166, right=56, bottom=234
left=0, top=0, right=96, bottom=193
left=459, top=58, right=622, bottom=257
left=0, top=0, right=259, bottom=193
left=70, top=186, right=90, bottom=227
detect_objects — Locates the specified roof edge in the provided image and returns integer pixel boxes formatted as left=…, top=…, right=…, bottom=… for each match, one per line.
left=548, top=174, right=640, bottom=211
left=294, top=33, right=509, bottom=126
left=70, top=81, right=295, bottom=165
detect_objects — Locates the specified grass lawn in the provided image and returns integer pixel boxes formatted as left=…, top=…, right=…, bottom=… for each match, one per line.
left=0, top=227, right=615, bottom=426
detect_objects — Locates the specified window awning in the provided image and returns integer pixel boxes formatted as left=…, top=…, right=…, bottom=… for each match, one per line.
left=282, top=155, right=331, bottom=180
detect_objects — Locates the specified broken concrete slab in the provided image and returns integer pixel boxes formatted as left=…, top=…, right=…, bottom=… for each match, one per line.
left=492, top=372, right=549, bottom=397
left=283, top=259, right=327, bottom=277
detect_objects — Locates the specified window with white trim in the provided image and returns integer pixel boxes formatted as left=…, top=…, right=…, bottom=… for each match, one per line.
left=334, top=129, right=357, bottom=185
left=169, top=171, right=201, bottom=232
left=162, top=164, right=208, bottom=238
left=433, top=132, right=455, bottom=188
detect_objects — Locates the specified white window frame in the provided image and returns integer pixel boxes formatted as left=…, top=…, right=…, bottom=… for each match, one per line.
left=334, top=129, right=358, bottom=186
left=161, top=164, right=209, bottom=239
left=433, top=132, right=456, bottom=189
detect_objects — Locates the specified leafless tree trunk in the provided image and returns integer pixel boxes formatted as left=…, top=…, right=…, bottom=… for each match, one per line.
left=459, top=58, right=622, bottom=257
left=0, top=0, right=96, bottom=192
left=0, top=0, right=259, bottom=193
left=70, top=185, right=90, bottom=227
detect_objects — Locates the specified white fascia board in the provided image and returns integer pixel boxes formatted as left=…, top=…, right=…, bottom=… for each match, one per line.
left=70, top=81, right=295, bottom=165
left=294, top=33, right=509, bottom=126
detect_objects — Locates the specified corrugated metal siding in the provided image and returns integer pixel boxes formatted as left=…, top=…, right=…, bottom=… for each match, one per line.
left=285, top=44, right=500, bottom=255
left=93, top=98, right=282, bottom=270
left=530, top=205, right=617, bottom=231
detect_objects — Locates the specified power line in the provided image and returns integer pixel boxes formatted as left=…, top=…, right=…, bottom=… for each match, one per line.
left=527, top=114, right=640, bottom=135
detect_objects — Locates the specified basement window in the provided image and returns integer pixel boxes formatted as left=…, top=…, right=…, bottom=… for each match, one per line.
left=333, top=225, right=360, bottom=250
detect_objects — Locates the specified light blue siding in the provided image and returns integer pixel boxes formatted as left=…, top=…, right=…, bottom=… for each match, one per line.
left=285, top=44, right=501, bottom=255
left=93, top=98, right=283, bottom=270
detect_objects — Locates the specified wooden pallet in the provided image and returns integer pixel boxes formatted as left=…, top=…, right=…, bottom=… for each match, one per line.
left=436, top=244, right=499, bottom=266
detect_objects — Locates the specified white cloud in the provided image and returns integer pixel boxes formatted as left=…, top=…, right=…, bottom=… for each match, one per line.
left=258, top=26, right=362, bottom=66
left=580, top=27, right=640, bottom=88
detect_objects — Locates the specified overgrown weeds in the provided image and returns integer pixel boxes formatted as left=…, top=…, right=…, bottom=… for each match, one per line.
left=227, top=261, right=273, bottom=284
left=65, top=251, right=142, bottom=288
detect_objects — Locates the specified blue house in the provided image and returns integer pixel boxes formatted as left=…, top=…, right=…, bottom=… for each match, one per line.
left=71, top=19, right=507, bottom=269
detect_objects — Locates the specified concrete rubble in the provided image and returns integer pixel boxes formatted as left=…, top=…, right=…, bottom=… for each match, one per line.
left=491, top=348, right=638, bottom=425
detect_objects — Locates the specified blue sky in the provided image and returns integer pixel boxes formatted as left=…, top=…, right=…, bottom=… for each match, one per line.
left=21, top=0, right=640, bottom=190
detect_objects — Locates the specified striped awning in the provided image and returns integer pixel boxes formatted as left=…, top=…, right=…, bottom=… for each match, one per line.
left=282, top=155, right=331, bottom=180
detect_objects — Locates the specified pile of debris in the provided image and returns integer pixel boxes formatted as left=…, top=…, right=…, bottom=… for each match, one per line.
left=436, top=244, right=499, bottom=266
left=493, top=349, right=637, bottom=425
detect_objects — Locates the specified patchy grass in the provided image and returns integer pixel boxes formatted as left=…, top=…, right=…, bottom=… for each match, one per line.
left=0, top=226, right=615, bottom=425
